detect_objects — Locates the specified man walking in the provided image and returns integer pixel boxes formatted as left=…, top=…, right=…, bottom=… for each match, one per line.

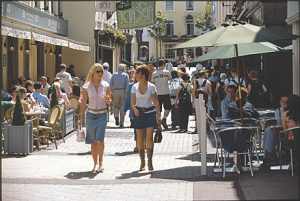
left=151, top=59, right=172, bottom=130
left=103, top=62, right=112, bottom=84
left=110, top=64, right=129, bottom=128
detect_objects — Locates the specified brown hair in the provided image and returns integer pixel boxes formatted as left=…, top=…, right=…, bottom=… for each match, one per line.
left=136, top=65, right=150, bottom=81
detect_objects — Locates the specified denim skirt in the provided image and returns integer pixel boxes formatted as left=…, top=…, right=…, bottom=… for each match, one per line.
left=85, top=112, right=107, bottom=144
left=133, top=111, right=156, bottom=129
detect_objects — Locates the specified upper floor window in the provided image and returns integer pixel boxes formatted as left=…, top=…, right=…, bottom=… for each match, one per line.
left=166, top=20, right=174, bottom=36
left=186, top=15, right=194, bottom=36
left=165, top=0, right=174, bottom=11
left=186, top=0, right=194, bottom=11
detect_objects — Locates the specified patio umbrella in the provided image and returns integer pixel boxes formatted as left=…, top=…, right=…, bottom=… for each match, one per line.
left=193, top=42, right=285, bottom=62
left=174, top=22, right=294, bottom=49
left=174, top=21, right=295, bottom=118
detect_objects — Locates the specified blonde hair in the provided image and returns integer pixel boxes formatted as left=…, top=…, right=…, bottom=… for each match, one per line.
left=85, top=63, right=104, bottom=83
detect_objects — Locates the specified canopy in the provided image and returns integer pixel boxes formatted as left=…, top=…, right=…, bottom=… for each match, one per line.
left=174, top=22, right=295, bottom=49
left=193, top=42, right=285, bottom=62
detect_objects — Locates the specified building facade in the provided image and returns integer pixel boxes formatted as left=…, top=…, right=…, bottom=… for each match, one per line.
left=211, top=0, right=235, bottom=27
left=153, top=0, right=209, bottom=63
left=286, top=1, right=300, bottom=95
left=1, top=1, right=90, bottom=89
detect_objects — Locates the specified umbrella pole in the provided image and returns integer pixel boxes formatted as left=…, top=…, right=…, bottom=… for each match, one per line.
left=234, top=44, right=243, bottom=120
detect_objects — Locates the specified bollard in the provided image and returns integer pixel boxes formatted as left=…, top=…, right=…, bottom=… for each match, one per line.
left=195, top=94, right=207, bottom=176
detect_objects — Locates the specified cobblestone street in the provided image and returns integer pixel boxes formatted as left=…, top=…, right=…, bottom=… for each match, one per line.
left=2, top=115, right=299, bottom=201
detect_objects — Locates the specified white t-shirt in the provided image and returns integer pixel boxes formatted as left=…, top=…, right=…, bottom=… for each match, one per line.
left=131, top=82, right=157, bottom=108
left=56, top=71, right=72, bottom=95
left=103, top=70, right=112, bottom=84
left=151, top=69, right=171, bottom=95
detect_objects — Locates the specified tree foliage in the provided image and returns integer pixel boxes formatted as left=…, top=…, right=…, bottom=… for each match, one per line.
left=195, top=2, right=213, bottom=31
left=148, top=11, right=167, bottom=39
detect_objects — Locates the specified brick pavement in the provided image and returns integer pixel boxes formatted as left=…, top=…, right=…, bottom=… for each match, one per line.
left=2, top=114, right=299, bottom=200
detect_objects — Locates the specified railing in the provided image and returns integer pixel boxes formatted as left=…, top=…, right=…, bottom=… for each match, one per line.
left=2, top=1, right=68, bottom=36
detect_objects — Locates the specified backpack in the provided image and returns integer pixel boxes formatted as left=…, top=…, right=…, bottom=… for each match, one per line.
left=178, top=83, right=192, bottom=106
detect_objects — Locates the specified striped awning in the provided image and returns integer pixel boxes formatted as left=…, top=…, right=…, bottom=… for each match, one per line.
left=1, top=25, right=90, bottom=52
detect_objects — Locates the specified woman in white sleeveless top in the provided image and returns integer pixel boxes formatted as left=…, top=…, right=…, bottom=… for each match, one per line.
left=131, top=65, right=161, bottom=171
left=80, top=63, right=112, bottom=173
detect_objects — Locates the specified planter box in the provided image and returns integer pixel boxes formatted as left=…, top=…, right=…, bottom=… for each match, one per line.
left=3, top=120, right=33, bottom=155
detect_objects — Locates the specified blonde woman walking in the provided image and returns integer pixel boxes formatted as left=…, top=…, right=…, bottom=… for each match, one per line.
left=131, top=65, right=161, bottom=171
left=80, top=63, right=112, bottom=173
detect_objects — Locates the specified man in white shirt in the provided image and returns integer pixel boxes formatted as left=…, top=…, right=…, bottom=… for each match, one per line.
left=151, top=59, right=172, bottom=130
left=103, top=62, right=112, bottom=84
left=165, top=59, right=173, bottom=72
left=56, top=64, right=73, bottom=96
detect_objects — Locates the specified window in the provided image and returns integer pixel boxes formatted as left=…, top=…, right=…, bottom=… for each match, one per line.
left=186, top=15, right=194, bottom=36
left=165, top=44, right=175, bottom=59
left=186, top=0, right=194, bottom=11
left=165, top=21, right=174, bottom=36
left=165, top=0, right=174, bottom=11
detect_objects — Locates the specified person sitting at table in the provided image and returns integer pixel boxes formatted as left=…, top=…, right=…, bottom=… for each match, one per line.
left=24, top=80, right=34, bottom=94
left=222, top=86, right=259, bottom=174
left=31, top=82, right=50, bottom=108
left=221, top=81, right=237, bottom=119
left=261, top=95, right=289, bottom=171
left=40, top=76, right=51, bottom=96
left=52, top=79, right=70, bottom=108
left=16, top=87, right=32, bottom=113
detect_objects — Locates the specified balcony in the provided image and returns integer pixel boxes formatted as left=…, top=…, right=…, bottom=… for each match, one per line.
left=2, top=1, right=68, bottom=36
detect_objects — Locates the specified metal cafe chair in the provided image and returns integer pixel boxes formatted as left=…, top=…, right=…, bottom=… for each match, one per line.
left=279, top=126, right=300, bottom=176
left=232, top=118, right=261, bottom=162
left=216, top=126, right=257, bottom=178
left=206, top=114, right=240, bottom=168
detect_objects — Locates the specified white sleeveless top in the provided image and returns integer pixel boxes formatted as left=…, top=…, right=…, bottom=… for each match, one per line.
left=131, top=82, right=157, bottom=108
left=82, top=80, right=109, bottom=110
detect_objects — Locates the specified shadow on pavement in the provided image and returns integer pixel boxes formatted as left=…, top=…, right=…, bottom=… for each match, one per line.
left=150, top=166, right=233, bottom=182
left=64, top=171, right=98, bottom=179
left=176, top=152, right=216, bottom=163
left=115, top=151, right=136, bottom=156
left=116, top=171, right=151, bottom=179
left=1, top=154, right=28, bottom=159
left=68, top=151, right=91, bottom=156
left=237, top=171, right=299, bottom=200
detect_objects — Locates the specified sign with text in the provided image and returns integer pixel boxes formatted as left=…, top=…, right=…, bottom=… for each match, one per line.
left=95, top=1, right=116, bottom=12
left=117, top=1, right=155, bottom=29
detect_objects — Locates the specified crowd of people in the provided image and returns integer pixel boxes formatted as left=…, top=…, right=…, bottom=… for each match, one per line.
left=1, top=59, right=299, bottom=175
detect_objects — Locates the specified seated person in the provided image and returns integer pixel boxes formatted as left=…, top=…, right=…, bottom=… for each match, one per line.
left=31, top=82, right=50, bottom=108
left=16, top=87, right=32, bottom=113
left=261, top=95, right=288, bottom=170
left=222, top=87, right=258, bottom=174
left=53, top=79, right=70, bottom=108
left=221, top=81, right=237, bottom=119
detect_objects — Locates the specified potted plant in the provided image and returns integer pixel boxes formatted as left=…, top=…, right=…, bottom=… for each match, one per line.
left=3, top=94, right=33, bottom=155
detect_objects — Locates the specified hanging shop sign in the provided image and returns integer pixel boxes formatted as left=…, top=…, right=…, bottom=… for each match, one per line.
left=69, top=41, right=90, bottom=52
left=1, top=26, right=31, bottom=39
left=117, top=1, right=155, bottom=29
left=32, top=32, right=69, bottom=47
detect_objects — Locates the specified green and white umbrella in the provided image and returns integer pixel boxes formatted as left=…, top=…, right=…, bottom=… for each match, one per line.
left=174, top=22, right=294, bottom=49
left=193, top=42, right=285, bottom=62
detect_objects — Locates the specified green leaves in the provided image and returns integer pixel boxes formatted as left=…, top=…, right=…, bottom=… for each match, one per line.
left=195, top=2, right=213, bottom=30
left=149, top=11, right=167, bottom=39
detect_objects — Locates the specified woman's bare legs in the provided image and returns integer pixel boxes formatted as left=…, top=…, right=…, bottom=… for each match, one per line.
left=136, top=128, right=146, bottom=171
left=146, top=128, right=154, bottom=171
left=91, top=143, right=98, bottom=173
left=98, top=140, right=105, bottom=172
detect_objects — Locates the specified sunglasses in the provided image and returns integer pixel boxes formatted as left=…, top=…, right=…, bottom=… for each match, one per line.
left=95, top=70, right=103, bottom=74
